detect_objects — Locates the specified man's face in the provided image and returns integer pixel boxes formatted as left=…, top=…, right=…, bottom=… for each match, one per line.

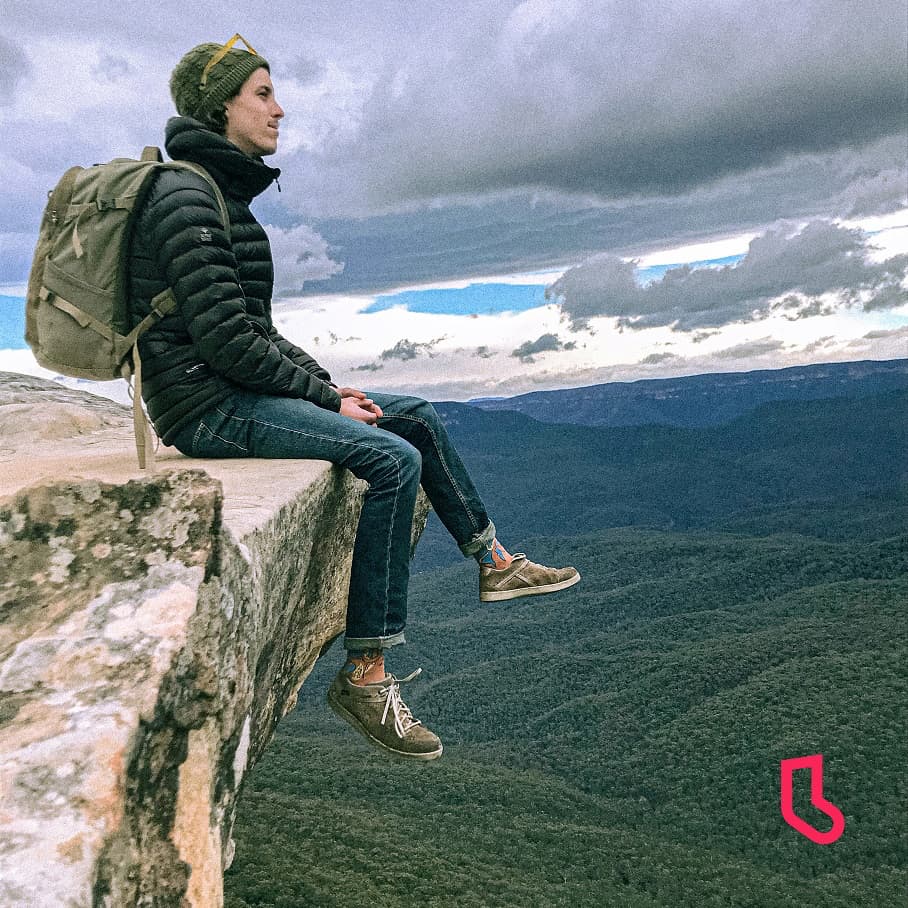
left=224, top=67, right=284, bottom=157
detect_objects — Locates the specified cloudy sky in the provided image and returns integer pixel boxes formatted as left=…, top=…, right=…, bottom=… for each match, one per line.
left=1, top=1, right=906, bottom=401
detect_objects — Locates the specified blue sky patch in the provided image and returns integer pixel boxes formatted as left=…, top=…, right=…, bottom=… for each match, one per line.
left=363, top=256, right=748, bottom=316
left=0, top=296, right=26, bottom=350
left=364, top=283, right=550, bottom=316
left=0, top=253, right=751, bottom=349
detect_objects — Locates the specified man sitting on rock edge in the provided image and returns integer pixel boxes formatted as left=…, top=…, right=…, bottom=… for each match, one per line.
left=128, top=34, right=580, bottom=761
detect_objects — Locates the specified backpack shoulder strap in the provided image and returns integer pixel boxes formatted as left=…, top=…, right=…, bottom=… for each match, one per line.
left=165, top=160, right=232, bottom=240
left=125, top=152, right=230, bottom=470
left=132, top=340, right=155, bottom=471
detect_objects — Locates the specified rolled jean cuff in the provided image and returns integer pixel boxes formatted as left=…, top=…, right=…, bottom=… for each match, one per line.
left=343, top=630, right=406, bottom=651
left=458, top=520, right=496, bottom=558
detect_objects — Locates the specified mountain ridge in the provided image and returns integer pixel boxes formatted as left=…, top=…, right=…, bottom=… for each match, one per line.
left=465, top=358, right=908, bottom=427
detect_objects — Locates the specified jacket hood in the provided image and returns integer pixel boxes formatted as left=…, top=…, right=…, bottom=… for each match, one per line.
left=164, top=116, right=280, bottom=203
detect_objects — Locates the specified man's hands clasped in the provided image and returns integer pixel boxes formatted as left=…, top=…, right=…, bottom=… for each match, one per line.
left=338, top=387, right=383, bottom=425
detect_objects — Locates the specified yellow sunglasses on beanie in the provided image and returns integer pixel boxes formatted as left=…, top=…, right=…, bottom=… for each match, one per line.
left=169, top=33, right=269, bottom=123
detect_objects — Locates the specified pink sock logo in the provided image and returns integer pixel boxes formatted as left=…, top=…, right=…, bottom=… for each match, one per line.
left=780, top=754, right=845, bottom=844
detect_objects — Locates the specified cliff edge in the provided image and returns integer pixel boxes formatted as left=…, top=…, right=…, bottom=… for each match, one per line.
left=0, top=372, right=427, bottom=907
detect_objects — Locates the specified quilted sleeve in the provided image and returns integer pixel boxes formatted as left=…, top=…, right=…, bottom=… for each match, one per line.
left=267, top=325, right=334, bottom=383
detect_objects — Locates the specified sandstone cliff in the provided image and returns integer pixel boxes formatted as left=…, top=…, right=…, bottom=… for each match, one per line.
left=0, top=372, right=427, bottom=906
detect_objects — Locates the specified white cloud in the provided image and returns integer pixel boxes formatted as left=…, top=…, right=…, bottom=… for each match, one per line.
left=636, top=233, right=758, bottom=268
left=262, top=263, right=907, bottom=401
left=264, top=224, right=344, bottom=295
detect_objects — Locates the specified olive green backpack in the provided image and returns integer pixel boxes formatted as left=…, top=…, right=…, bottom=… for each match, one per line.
left=25, top=146, right=229, bottom=468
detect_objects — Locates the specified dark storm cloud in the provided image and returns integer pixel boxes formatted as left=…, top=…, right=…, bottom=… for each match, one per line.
left=91, top=53, right=133, bottom=83
left=863, top=327, right=908, bottom=340
left=777, top=296, right=838, bottom=321
left=380, top=337, right=445, bottom=361
left=863, top=275, right=908, bottom=312
left=0, top=232, right=34, bottom=284
left=713, top=338, right=787, bottom=360
left=803, top=336, right=837, bottom=353
left=0, top=35, right=30, bottom=106
left=511, top=333, right=576, bottom=362
left=381, top=339, right=423, bottom=361
left=302, top=0, right=907, bottom=211
left=640, top=352, right=678, bottom=365
left=838, top=169, right=908, bottom=219
left=546, top=220, right=908, bottom=331
left=288, top=56, right=326, bottom=86
left=1, top=3, right=905, bottom=292
left=297, top=134, right=905, bottom=296
left=350, top=334, right=445, bottom=372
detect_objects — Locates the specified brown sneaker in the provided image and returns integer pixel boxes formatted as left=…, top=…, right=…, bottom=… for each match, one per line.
left=327, top=668, right=443, bottom=760
left=479, top=553, right=580, bottom=602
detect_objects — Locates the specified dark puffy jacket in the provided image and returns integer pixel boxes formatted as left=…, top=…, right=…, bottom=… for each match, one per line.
left=128, top=117, right=341, bottom=444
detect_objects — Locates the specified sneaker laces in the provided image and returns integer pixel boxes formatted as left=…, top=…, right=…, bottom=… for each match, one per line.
left=378, top=669, right=423, bottom=738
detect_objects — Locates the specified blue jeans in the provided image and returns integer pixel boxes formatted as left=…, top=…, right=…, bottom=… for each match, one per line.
left=170, top=391, right=495, bottom=649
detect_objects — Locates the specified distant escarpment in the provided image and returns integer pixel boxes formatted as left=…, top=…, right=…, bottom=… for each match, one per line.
left=467, top=358, right=908, bottom=427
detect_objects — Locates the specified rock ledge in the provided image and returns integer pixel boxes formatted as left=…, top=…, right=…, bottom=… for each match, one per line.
left=0, top=372, right=426, bottom=906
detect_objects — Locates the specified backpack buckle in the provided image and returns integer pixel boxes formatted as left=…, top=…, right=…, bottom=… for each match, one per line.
left=96, top=198, right=115, bottom=211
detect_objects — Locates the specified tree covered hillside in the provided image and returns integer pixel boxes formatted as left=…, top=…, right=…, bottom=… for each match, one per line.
left=415, top=390, right=908, bottom=569
left=224, top=514, right=907, bottom=907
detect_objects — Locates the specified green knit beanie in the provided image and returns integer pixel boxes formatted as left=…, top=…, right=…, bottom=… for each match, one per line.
left=170, top=34, right=269, bottom=121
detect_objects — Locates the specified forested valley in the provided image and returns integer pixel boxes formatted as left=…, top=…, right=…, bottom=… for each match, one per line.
left=224, top=382, right=907, bottom=907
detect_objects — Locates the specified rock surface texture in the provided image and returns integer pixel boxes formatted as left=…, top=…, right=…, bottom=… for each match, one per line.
left=0, top=372, right=428, bottom=907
